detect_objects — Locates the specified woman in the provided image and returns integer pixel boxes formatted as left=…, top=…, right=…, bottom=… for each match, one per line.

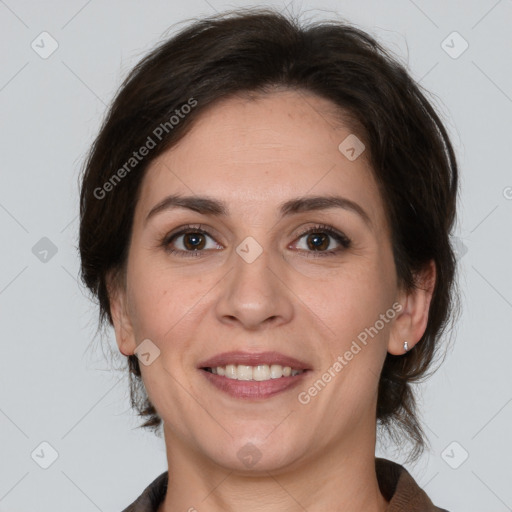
left=79, top=8, right=458, bottom=511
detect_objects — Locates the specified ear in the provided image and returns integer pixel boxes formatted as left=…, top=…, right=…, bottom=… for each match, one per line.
left=388, top=260, right=436, bottom=355
left=107, top=270, right=137, bottom=357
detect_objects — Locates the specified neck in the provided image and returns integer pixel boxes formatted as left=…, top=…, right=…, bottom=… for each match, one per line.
left=158, top=422, right=388, bottom=512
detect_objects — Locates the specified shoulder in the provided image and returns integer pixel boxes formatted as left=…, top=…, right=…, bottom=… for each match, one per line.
left=375, top=458, right=450, bottom=512
left=121, top=471, right=168, bottom=512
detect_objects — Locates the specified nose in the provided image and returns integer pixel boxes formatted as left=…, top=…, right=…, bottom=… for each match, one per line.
left=214, top=241, right=294, bottom=331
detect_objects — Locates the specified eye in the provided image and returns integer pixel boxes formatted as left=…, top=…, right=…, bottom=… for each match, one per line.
left=161, top=224, right=222, bottom=257
left=292, top=224, right=351, bottom=257
left=160, top=223, right=351, bottom=258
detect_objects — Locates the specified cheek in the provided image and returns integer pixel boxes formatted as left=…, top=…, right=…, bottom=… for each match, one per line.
left=311, top=259, right=396, bottom=355
left=125, top=255, right=205, bottom=343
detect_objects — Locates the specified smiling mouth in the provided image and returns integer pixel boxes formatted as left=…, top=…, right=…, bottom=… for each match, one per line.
left=202, top=364, right=306, bottom=381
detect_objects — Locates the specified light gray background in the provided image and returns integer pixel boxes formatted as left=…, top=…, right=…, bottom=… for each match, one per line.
left=1, top=0, right=511, bottom=511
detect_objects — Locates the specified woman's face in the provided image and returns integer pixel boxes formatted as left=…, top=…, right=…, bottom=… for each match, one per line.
left=111, top=89, right=421, bottom=472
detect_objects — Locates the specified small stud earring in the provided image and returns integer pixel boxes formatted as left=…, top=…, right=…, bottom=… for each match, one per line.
left=403, top=341, right=409, bottom=353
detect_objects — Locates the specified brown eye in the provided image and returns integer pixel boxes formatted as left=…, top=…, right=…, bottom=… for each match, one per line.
left=305, top=232, right=330, bottom=251
left=293, top=224, right=351, bottom=257
left=162, top=225, right=223, bottom=257
left=181, top=232, right=207, bottom=250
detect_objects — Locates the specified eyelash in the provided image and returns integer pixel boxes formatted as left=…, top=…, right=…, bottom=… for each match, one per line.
left=160, top=223, right=352, bottom=258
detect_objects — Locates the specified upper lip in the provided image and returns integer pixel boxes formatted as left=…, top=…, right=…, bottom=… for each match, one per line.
left=198, top=351, right=311, bottom=370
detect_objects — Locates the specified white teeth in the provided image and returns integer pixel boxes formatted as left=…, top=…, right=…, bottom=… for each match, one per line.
left=270, top=364, right=283, bottom=379
left=237, top=365, right=253, bottom=381
left=253, top=364, right=270, bottom=381
left=225, top=364, right=237, bottom=379
left=207, top=364, right=304, bottom=381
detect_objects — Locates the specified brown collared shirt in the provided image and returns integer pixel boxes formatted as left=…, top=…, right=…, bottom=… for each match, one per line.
left=121, top=457, right=450, bottom=511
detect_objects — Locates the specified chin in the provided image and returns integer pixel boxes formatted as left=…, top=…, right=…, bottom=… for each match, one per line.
left=202, top=433, right=302, bottom=473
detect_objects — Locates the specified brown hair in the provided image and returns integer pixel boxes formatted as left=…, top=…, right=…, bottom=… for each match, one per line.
left=79, top=7, right=459, bottom=463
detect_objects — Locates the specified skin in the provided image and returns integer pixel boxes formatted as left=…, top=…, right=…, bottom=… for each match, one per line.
left=109, top=89, right=435, bottom=512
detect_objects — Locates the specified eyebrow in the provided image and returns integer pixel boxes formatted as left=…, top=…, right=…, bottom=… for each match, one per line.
left=145, top=193, right=372, bottom=228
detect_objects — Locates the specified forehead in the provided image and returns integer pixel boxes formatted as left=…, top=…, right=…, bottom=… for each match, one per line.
left=135, top=90, right=387, bottom=231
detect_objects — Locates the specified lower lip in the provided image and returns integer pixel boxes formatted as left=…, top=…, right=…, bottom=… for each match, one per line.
left=200, top=369, right=308, bottom=399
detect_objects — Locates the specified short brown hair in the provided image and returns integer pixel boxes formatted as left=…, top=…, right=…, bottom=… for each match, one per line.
left=79, top=7, right=459, bottom=462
